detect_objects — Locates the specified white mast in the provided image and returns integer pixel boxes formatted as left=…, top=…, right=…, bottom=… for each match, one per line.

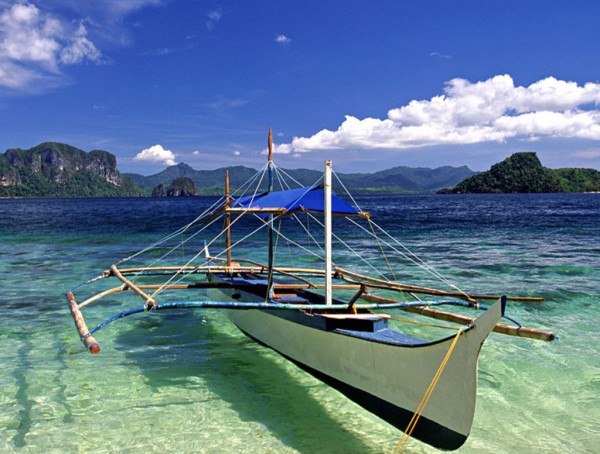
left=267, top=128, right=275, bottom=298
left=225, top=169, right=231, bottom=267
left=324, top=160, right=332, bottom=305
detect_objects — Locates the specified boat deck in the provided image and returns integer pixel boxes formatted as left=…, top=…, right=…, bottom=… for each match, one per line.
left=217, top=272, right=429, bottom=347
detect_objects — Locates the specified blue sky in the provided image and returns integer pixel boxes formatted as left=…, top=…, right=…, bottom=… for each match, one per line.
left=1, top=0, right=600, bottom=175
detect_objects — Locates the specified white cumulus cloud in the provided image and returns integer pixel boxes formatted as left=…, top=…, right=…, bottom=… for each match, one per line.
left=134, top=144, right=177, bottom=166
left=0, top=2, right=101, bottom=90
left=275, top=75, right=600, bottom=154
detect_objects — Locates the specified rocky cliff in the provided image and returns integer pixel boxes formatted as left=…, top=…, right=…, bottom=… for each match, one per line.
left=151, top=177, right=197, bottom=197
left=0, top=142, right=140, bottom=197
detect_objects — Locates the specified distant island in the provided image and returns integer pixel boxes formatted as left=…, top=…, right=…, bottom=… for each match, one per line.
left=439, top=152, right=600, bottom=193
left=151, top=177, right=197, bottom=197
left=2, top=142, right=599, bottom=198
left=0, top=142, right=476, bottom=197
left=0, top=142, right=140, bottom=197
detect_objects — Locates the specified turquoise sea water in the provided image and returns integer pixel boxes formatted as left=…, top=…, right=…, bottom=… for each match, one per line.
left=0, top=194, right=599, bottom=453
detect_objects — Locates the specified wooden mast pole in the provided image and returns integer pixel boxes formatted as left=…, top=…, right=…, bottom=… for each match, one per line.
left=225, top=169, right=232, bottom=266
left=324, top=160, right=332, bottom=305
left=268, top=127, right=273, bottom=163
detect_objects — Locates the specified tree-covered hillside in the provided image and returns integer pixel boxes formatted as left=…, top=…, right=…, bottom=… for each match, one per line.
left=442, top=152, right=600, bottom=193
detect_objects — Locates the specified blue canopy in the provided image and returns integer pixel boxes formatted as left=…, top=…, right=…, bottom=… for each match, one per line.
left=230, top=185, right=363, bottom=217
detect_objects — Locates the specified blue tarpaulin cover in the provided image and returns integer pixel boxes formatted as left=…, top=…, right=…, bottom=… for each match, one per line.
left=231, top=185, right=361, bottom=216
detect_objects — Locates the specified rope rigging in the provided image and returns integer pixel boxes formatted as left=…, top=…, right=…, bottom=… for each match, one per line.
left=88, top=160, right=476, bottom=310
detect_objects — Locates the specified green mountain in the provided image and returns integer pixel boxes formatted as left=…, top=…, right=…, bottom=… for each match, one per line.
left=343, top=165, right=476, bottom=193
left=126, top=163, right=260, bottom=195
left=126, top=163, right=476, bottom=195
left=0, top=142, right=141, bottom=197
left=442, top=152, right=600, bottom=193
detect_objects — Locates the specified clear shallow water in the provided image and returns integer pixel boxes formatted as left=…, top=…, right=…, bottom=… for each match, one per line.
left=0, top=194, right=599, bottom=453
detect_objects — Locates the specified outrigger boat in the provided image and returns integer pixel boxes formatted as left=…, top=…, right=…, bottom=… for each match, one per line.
left=66, top=130, right=555, bottom=451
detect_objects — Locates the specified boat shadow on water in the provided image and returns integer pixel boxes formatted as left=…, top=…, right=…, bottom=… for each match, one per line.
left=114, top=310, right=384, bottom=453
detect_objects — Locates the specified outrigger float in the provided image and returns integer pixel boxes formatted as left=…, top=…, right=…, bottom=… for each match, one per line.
left=67, top=130, right=555, bottom=451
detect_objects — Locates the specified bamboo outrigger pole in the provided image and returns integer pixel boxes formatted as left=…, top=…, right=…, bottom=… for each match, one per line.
left=361, top=293, right=555, bottom=341
left=336, top=266, right=544, bottom=304
left=66, top=291, right=101, bottom=354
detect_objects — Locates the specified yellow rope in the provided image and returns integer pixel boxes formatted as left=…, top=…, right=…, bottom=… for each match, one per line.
left=392, top=328, right=463, bottom=454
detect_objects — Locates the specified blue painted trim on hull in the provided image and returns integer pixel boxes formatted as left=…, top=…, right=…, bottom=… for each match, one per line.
left=236, top=325, right=468, bottom=451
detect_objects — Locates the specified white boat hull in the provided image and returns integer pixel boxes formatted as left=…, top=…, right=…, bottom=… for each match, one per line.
left=226, top=299, right=502, bottom=450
